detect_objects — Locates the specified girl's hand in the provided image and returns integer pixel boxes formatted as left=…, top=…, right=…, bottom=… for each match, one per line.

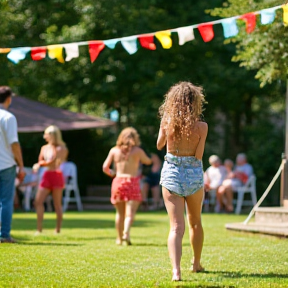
left=109, top=169, right=116, bottom=178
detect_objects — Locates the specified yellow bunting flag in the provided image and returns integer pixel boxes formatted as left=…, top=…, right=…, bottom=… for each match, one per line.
left=283, top=4, right=288, bottom=25
left=47, top=45, right=65, bottom=63
left=0, top=48, right=11, bottom=54
left=155, top=31, right=172, bottom=49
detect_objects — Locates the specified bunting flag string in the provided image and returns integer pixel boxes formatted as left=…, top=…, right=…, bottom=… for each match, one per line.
left=0, top=4, right=285, bottom=64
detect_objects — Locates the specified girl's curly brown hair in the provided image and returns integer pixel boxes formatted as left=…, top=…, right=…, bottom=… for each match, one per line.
left=116, top=127, right=141, bottom=149
left=159, top=81, right=206, bottom=139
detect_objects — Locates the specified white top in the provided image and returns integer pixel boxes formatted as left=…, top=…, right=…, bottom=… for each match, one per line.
left=235, top=163, right=254, bottom=177
left=0, top=106, right=18, bottom=171
left=204, top=165, right=226, bottom=189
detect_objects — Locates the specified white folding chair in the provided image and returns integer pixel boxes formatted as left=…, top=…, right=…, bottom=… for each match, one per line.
left=60, top=162, right=83, bottom=212
left=234, top=175, right=257, bottom=214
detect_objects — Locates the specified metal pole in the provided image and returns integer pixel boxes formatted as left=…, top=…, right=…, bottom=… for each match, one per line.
left=281, top=78, right=288, bottom=207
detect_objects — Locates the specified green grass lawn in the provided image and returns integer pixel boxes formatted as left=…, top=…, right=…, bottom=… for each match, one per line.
left=0, top=211, right=287, bottom=288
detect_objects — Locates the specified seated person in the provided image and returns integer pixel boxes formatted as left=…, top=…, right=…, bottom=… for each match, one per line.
left=141, top=153, right=163, bottom=210
left=218, top=153, right=254, bottom=212
left=204, top=155, right=226, bottom=212
left=15, top=167, right=38, bottom=211
left=216, top=159, right=234, bottom=212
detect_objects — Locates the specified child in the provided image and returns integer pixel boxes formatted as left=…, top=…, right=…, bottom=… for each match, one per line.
left=103, top=127, right=152, bottom=245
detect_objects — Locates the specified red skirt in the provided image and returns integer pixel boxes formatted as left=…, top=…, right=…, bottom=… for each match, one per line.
left=40, top=170, right=65, bottom=190
left=111, top=177, right=142, bottom=204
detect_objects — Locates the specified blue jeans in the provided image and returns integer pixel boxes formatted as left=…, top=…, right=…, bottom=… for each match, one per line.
left=0, top=166, right=16, bottom=239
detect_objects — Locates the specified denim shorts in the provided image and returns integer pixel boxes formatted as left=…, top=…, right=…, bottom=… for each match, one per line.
left=160, top=153, right=204, bottom=197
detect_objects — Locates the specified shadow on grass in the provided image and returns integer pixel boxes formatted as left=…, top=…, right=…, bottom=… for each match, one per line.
left=17, top=242, right=83, bottom=246
left=12, top=217, right=152, bottom=230
left=170, top=284, right=235, bottom=288
left=133, top=242, right=167, bottom=247
left=209, top=270, right=288, bottom=279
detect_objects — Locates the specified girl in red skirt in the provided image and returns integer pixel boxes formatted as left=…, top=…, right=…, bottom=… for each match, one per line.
left=103, top=127, right=152, bottom=245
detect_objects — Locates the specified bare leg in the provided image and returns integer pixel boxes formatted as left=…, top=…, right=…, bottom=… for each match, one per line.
left=35, top=188, right=50, bottom=232
left=123, top=200, right=140, bottom=243
left=151, top=185, right=161, bottom=210
left=51, top=188, right=63, bottom=233
left=186, top=188, right=204, bottom=272
left=162, top=187, right=185, bottom=280
left=113, top=202, right=126, bottom=244
left=217, top=186, right=226, bottom=212
left=225, top=186, right=234, bottom=212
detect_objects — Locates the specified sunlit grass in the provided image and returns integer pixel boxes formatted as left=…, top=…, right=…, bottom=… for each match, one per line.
left=0, top=211, right=287, bottom=287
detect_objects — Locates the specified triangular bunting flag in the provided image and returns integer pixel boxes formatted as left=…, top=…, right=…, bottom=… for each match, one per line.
left=240, top=13, right=256, bottom=33
left=7, top=47, right=30, bottom=64
left=104, top=39, right=119, bottom=49
left=198, top=24, right=214, bottom=42
left=283, top=4, right=288, bottom=25
left=64, top=43, right=79, bottom=61
left=260, top=8, right=276, bottom=25
left=222, top=18, right=239, bottom=38
left=138, top=35, right=156, bottom=50
left=88, top=41, right=105, bottom=63
left=121, top=37, right=138, bottom=54
left=31, top=47, right=46, bottom=61
left=0, top=48, right=11, bottom=54
left=155, top=31, right=172, bottom=49
left=47, top=45, right=64, bottom=63
left=177, top=27, right=195, bottom=45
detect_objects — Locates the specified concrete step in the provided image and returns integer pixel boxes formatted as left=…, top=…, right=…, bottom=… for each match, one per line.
left=225, top=222, right=288, bottom=237
left=255, top=207, right=288, bottom=224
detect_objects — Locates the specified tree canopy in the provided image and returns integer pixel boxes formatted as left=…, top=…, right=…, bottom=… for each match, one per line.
left=0, top=0, right=285, bottom=202
left=210, top=0, right=286, bottom=87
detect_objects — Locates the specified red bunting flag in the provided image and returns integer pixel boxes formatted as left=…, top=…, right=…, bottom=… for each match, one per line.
left=138, top=35, right=156, bottom=50
left=31, top=47, right=46, bottom=61
left=198, top=24, right=214, bottom=42
left=240, top=13, right=256, bottom=33
left=88, top=41, right=105, bottom=63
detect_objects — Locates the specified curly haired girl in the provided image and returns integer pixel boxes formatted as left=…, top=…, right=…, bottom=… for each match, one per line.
left=103, top=127, right=152, bottom=245
left=157, top=81, right=208, bottom=281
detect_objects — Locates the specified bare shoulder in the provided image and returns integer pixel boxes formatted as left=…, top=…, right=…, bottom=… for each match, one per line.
left=41, top=144, right=49, bottom=151
left=196, top=121, right=208, bottom=136
left=56, top=145, right=67, bottom=152
left=132, top=146, right=144, bottom=154
left=196, top=121, right=208, bottom=130
left=109, top=146, right=118, bottom=155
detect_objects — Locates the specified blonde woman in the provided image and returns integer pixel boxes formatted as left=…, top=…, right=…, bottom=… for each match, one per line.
left=34, top=125, right=68, bottom=235
left=103, top=127, right=152, bottom=245
left=157, top=82, right=208, bottom=281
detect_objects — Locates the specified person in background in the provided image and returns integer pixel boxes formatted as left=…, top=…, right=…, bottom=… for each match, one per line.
left=204, top=155, right=226, bottom=212
left=34, top=125, right=68, bottom=235
left=0, top=86, right=25, bottom=243
left=103, top=127, right=152, bottom=245
left=157, top=81, right=208, bottom=281
left=218, top=153, right=253, bottom=212
left=215, top=159, right=234, bottom=212
left=141, top=153, right=163, bottom=210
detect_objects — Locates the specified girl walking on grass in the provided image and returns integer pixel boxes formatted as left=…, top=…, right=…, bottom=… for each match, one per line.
left=157, top=81, right=208, bottom=281
left=34, top=125, right=68, bottom=235
left=103, top=127, right=152, bottom=245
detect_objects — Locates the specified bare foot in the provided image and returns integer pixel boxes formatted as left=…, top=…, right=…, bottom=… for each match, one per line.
left=191, top=259, right=205, bottom=273
left=191, top=264, right=205, bottom=273
left=172, top=269, right=181, bottom=281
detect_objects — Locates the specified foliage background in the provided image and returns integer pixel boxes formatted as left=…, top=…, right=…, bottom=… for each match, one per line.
left=0, top=0, right=286, bottom=204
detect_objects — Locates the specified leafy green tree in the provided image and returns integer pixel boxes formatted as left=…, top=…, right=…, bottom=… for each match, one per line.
left=0, top=0, right=283, bottom=201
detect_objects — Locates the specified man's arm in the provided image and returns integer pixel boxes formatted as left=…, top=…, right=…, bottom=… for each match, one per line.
left=11, top=142, right=25, bottom=182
